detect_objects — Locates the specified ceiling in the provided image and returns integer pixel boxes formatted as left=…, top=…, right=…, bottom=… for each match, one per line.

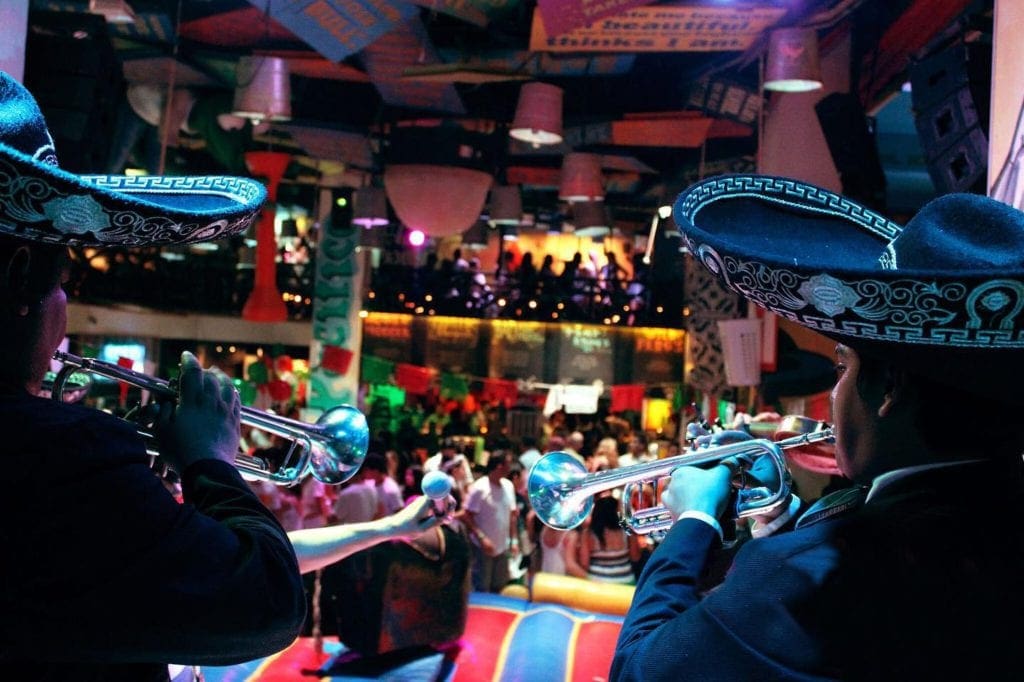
left=22, top=0, right=987, bottom=233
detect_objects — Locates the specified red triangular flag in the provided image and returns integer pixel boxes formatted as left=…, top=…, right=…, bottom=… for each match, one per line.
left=394, top=363, right=433, bottom=395
left=610, top=384, right=645, bottom=413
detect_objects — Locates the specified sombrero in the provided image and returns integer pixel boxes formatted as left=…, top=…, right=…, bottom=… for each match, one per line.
left=674, top=174, right=1024, bottom=404
left=0, top=71, right=264, bottom=247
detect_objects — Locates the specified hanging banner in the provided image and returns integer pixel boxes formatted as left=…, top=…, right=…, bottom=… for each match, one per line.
left=529, top=5, right=786, bottom=53
left=307, top=191, right=365, bottom=412
left=254, top=0, right=417, bottom=62
left=488, top=319, right=547, bottom=380
left=558, top=324, right=614, bottom=386
left=536, top=0, right=654, bottom=39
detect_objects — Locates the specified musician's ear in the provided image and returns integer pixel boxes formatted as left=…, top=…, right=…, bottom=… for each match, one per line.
left=877, top=364, right=911, bottom=419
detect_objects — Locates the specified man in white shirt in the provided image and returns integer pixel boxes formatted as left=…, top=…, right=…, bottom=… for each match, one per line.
left=459, top=450, right=517, bottom=593
left=425, top=436, right=474, bottom=482
left=333, top=466, right=378, bottom=525
left=362, top=452, right=404, bottom=518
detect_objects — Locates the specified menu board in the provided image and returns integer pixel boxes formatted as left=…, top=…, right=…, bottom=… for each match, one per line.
left=558, top=324, right=614, bottom=385
left=424, top=316, right=482, bottom=374
left=488, top=319, right=548, bottom=380
left=360, top=312, right=412, bottom=363
left=631, top=327, right=685, bottom=385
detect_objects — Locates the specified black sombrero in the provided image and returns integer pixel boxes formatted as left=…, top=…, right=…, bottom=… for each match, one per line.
left=0, top=71, right=265, bottom=247
left=675, top=174, right=1024, bottom=404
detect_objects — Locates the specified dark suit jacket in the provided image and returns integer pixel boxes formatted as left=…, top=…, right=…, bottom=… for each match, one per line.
left=612, top=457, right=1024, bottom=680
left=0, top=391, right=306, bottom=681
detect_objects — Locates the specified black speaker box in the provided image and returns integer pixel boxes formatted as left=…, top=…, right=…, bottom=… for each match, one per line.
left=914, top=87, right=980, bottom=159
left=909, top=41, right=991, bottom=194
left=925, top=126, right=988, bottom=194
left=815, top=92, right=887, bottom=211
left=24, top=10, right=124, bottom=174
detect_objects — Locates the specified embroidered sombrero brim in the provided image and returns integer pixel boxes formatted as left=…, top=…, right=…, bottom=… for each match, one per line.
left=675, top=175, right=1024, bottom=350
left=675, top=174, right=1024, bottom=403
left=0, top=143, right=265, bottom=247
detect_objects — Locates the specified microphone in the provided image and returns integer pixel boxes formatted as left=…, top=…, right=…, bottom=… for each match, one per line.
left=422, top=470, right=453, bottom=518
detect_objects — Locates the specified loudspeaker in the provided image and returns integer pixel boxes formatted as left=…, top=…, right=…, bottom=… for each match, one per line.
left=910, top=42, right=991, bottom=194
left=815, top=92, right=887, bottom=211
left=926, top=127, right=988, bottom=194
left=24, top=11, right=123, bottom=174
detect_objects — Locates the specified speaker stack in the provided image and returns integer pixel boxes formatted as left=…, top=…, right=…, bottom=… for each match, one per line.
left=910, top=41, right=992, bottom=195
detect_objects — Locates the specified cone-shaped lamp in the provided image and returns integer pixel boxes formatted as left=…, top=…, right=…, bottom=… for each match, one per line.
left=559, top=152, right=604, bottom=202
left=233, top=56, right=292, bottom=122
left=242, top=151, right=290, bottom=322
left=510, top=82, right=563, bottom=147
left=763, top=27, right=823, bottom=93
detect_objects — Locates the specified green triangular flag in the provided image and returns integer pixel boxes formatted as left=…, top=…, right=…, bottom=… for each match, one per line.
left=440, top=372, right=469, bottom=400
left=361, top=355, right=394, bottom=385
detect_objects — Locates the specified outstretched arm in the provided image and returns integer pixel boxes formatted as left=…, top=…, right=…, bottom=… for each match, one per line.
left=289, top=495, right=442, bottom=573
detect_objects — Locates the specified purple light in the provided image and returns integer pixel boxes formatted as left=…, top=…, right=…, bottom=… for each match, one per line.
left=408, top=229, right=426, bottom=247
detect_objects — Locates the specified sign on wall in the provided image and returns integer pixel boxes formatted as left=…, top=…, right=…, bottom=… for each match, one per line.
left=558, top=324, right=614, bottom=385
left=255, top=0, right=417, bottom=62
left=529, top=4, right=785, bottom=53
left=424, top=316, right=482, bottom=374
left=488, top=319, right=547, bottom=380
left=631, top=327, right=685, bottom=385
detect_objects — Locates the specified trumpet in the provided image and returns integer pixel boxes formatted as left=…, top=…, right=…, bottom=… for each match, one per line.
left=528, top=427, right=835, bottom=534
left=50, top=351, right=369, bottom=486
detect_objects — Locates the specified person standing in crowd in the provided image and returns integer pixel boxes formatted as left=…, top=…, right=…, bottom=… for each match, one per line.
left=425, top=436, right=474, bottom=482
left=612, top=175, right=1024, bottom=680
left=0, top=72, right=305, bottom=679
left=362, top=451, right=404, bottom=518
left=460, top=450, right=518, bottom=593
left=332, top=462, right=379, bottom=525
left=580, top=494, right=641, bottom=585
left=565, top=430, right=586, bottom=466
left=618, top=431, right=652, bottom=467
left=517, top=433, right=543, bottom=472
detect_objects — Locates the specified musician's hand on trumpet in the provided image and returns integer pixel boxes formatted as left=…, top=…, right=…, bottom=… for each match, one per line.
left=154, top=351, right=241, bottom=472
left=660, top=464, right=735, bottom=527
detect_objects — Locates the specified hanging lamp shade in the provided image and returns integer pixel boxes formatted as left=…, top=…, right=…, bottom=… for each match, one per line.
left=352, top=187, right=389, bottom=227
left=559, top=152, right=604, bottom=202
left=233, top=56, right=292, bottom=122
left=384, top=164, right=493, bottom=238
left=488, top=185, right=522, bottom=227
left=763, top=27, right=823, bottom=93
left=242, top=150, right=290, bottom=323
left=509, top=82, right=564, bottom=147
left=572, top=200, right=611, bottom=238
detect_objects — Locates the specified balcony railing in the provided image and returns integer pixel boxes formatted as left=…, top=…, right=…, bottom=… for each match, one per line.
left=64, top=246, right=686, bottom=329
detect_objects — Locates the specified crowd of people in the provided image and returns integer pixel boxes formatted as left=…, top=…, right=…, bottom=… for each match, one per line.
left=370, top=245, right=657, bottom=325
left=246, top=423, right=679, bottom=595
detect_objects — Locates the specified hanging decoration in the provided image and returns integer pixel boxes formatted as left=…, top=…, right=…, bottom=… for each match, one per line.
left=394, top=362, right=435, bottom=395
left=382, top=123, right=497, bottom=238
left=610, top=384, right=645, bottom=413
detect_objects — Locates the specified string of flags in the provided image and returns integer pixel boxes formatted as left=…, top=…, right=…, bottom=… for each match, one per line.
left=356, top=352, right=687, bottom=415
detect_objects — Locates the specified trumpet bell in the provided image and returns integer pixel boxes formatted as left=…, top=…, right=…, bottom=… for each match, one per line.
left=528, top=452, right=593, bottom=531
left=307, top=405, right=369, bottom=484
